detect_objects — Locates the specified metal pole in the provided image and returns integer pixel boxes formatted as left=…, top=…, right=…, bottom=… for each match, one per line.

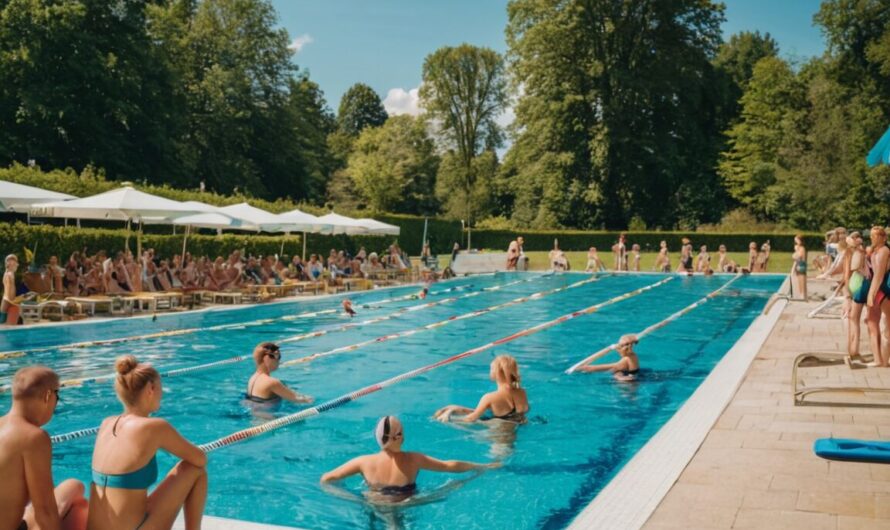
left=302, top=231, right=307, bottom=261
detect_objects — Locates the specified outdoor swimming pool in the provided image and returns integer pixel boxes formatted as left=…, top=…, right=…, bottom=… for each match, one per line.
left=0, top=272, right=783, bottom=529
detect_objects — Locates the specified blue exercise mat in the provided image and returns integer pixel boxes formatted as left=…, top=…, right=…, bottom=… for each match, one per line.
left=814, top=438, right=890, bottom=463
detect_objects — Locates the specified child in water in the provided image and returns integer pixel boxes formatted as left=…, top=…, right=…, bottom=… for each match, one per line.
left=342, top=299, right=356, bottom=317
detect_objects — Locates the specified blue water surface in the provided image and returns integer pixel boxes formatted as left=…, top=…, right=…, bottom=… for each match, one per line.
left=0, top=272, right=782, bottom=529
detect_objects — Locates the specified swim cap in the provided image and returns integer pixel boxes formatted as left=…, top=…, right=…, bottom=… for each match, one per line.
left=374, top=415, right=398, bottom=449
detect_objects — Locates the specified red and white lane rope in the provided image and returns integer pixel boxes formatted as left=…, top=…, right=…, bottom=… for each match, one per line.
left=564, top=274, right=742, bottom=374
left=196, top=276, right=674, bottom=453
left=278, top=275, right=602, bottom=368
left=0, top=281, right=479, bottom=360
left=27, top=276, right=548, bottom=393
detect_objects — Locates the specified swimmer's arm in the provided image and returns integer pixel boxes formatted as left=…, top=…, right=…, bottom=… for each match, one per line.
left=321, top=456, right=364, bottom=482
left=576, top=358, right=626, bottom=373
left=456, top=394, right=493, bottom=423
left=152, top=419, right=207, bottom=467
left=413, top=453, right=499, bottom=473
left=267, top=378, right=312, bottom=403
left=24, top=432, right=63, bottom=530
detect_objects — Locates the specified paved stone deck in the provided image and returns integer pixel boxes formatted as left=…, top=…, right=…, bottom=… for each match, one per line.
left=643, top=279, right=890, bottom=530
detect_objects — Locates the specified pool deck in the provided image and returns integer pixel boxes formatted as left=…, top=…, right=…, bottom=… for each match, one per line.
left=641, top=279, right=890, bottom=530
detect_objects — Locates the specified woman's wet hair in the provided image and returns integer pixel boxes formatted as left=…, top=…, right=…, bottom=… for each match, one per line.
left=252, top=342, right=280, bottom=365
left=115, top=355, right=159, bottom=406
left=491, top=354, right=521, bottom=388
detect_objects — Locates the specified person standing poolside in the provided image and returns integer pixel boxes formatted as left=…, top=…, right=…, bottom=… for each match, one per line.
left=88, top=356, right=207, bottom=530
left=506, top=239, right=520, bottom=270
left=0, top=366, right=88, bottom=530
left=695, top=245, right=710, bottom=273
left=245, top=342, right=313, bottom=405
left=866, top=226, right=890, bottom=367
left=575, top=334, right=641, bottom=382
left=586, top=247, right=605, bottom=272
left=630, top=244, right=641, bottom=272
left=434, top=355, right=530, bottom=424
left=2, top=254, right=20, bottom=325
left=613, top=233, right=628, bottom=271
left=846, top=233, right=868, bottom=363
left=655, top=241, right=670, bottom=272
left=678, top=239, right=693, bottom=273
left=320, top=416, right=499, bottom=502
left=793, top=235, right=808, bottom=300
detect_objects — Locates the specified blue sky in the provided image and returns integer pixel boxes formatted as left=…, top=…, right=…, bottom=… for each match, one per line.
left=271, top=0, right=825, bottom=114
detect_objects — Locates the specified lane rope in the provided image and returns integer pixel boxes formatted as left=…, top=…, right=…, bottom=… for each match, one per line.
left=195, top=276, right=674, bottom=453
left=0, top=282, right=479, bottom=360
left=22, top=276, right=549, bottom=393
left=564, top=274, right=742, bottom=374
left=49, top=275, right=666, bottom=446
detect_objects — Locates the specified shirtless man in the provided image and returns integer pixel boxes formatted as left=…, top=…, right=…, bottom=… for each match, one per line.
left=0, top=366, right=88, bottom=530
left=506, top=239, right=520, bottom=270
left=2, top=254, right=19, bottom=325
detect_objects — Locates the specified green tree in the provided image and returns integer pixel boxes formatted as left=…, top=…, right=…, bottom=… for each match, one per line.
left=419, top=44, right=507, bottom=228
left=347, top=115, right=439, bottom=214
left=436, top=150, right=499, bottom=221
left=505, top=0, right=726, bottom=229
left=337, top=83, right=388, bottom=137
left=713, top=31, right=780, bottom=129
left=718, top=56, right=804, bottom=219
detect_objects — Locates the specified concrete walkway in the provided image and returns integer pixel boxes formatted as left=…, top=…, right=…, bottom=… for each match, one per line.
left=643, top=280, right=890, bottom=530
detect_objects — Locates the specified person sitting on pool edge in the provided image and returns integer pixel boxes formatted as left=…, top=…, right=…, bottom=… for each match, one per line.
left=320, top=416, right=499, bottom=501
left=245, top=342, right=313, bottom=404
left=575, top=334, right=641, bottom=382
left=0, top=366, right=88, bottom=530
left=434, top=354, right=529, bottom=423
left=88, top=355, right=207, bottom=530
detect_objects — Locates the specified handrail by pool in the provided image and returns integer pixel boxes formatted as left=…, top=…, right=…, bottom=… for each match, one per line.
left=565, top=274, right=742, bottom=373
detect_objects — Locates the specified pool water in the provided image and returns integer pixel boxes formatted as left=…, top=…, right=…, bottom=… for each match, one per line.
left=0, top=272, right=782, bottom=529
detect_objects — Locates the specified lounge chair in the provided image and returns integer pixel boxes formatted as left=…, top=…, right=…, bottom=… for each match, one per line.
left=792, top=351, right=890, bottom=407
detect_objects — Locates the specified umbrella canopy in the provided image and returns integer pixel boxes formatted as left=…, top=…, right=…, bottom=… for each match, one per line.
left=30, top=186, right=200, bottom=222
left=172, top=212, right=249, bottom=230
left=277, top=208, right=334, bottom=234
left=0, top=180, right=75, bottom=212
left=317, top=212, right=371, bottom=235
left=216, top=202, right=295, bottom=233
left=356, top=218, right=400, bottom=236
left=868, top=125, right=890, bottom=167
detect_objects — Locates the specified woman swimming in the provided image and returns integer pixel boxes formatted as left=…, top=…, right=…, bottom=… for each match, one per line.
left=433, top=355, right=529, bottom=424
left=245, top=342, right=313, bottom=404
left=575, top=334, right=641, bottom=382
left=320, top=416, right=498, bottom=502
left=866, top=226, right=890, bottom=367
left=87, top=355, right=207, bottom=530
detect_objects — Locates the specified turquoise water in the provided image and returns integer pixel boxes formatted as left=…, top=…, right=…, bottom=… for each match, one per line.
left=0, top=272, right=782, bottom=529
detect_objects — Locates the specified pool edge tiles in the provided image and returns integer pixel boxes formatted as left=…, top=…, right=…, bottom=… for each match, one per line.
left=173, top=514, right=301, bottom=530
left=567, top=288, right=788, bottom=529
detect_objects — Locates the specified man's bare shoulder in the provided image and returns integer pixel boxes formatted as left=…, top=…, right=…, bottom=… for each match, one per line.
left=0, top=415, right=49, bottom=448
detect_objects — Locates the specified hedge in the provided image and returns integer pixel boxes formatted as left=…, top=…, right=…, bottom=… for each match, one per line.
left=467, top=230, right=823, bottom=253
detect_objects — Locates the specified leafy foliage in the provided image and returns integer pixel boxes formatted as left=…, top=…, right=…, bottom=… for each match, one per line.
left=337, top=83, right=388, bottom=137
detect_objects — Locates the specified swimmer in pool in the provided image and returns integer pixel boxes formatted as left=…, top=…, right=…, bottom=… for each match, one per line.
left=342, top=299, right=356, bottom=317
left=417, top=286, right=429, bottom=300
left=245, top=342, right=312, bottom=404
left=434, top=355, right=529, bottom=423
left=320, top=416, right=498, bottom=502
left=575, top=334, right=641, bottom=382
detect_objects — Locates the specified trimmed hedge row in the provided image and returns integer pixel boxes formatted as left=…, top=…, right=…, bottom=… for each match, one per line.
left=468, top=230, right=823, bottom=253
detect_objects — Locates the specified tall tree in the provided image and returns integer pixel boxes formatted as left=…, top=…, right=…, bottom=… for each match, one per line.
left=337, top=83, right=388, bottom=137
left=347, top=115, right=439, bottom=214
left=419, top=44, right=507, bottom=228
left=505, top=0, right=725, bottom=229
left=713, top=31, right=780, bottom=129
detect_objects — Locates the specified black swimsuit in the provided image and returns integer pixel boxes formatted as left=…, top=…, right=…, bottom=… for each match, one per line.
left=244, top=379, right=281, bottom=404
left=485, top=396, right=528, bottom=423
left=378, top=483, right=417, bottom=496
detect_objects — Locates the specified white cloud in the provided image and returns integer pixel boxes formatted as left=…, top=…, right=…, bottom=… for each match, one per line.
left=383, top=87, right=422, bottom=116
left=287, top=34, right=313, bottom=54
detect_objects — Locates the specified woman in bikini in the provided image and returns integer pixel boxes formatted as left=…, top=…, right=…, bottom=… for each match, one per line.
left=866, top=226, right=890, bottom=367
left=87, top=355, right=207, bottom=530
left=792, top=235, right=808, bottom=300
left=433, top=355, right=529, bottom=423
left=244, top=342, right=313, bottom=406
left=655, top=241, right=670, bottom=272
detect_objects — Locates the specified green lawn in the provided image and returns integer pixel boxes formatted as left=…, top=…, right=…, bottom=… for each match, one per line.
left=520, top=251, right=794, bottom=273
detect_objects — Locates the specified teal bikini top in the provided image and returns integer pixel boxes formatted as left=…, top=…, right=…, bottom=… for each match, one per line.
left=91, top=455, right=158, bottom=490
left=91, top=414, right=159, bottom=490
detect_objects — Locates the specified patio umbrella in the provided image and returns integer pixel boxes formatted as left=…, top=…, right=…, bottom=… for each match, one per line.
left=867, top=124, right=890, bottom=167
left=32, top=186, right=203, bottom=256
left=356, top=218, right=400, bottom=236
left=277, top=208, right=334, bottom=260
left=317, top=212, right=371, bottom=235
left=0, top=180, right=75, bottom=213
left=173, top=210, right=253, bottom=262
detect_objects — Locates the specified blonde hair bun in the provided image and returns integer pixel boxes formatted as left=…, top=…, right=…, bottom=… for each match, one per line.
left=115, top=355, right=139, bottom=375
